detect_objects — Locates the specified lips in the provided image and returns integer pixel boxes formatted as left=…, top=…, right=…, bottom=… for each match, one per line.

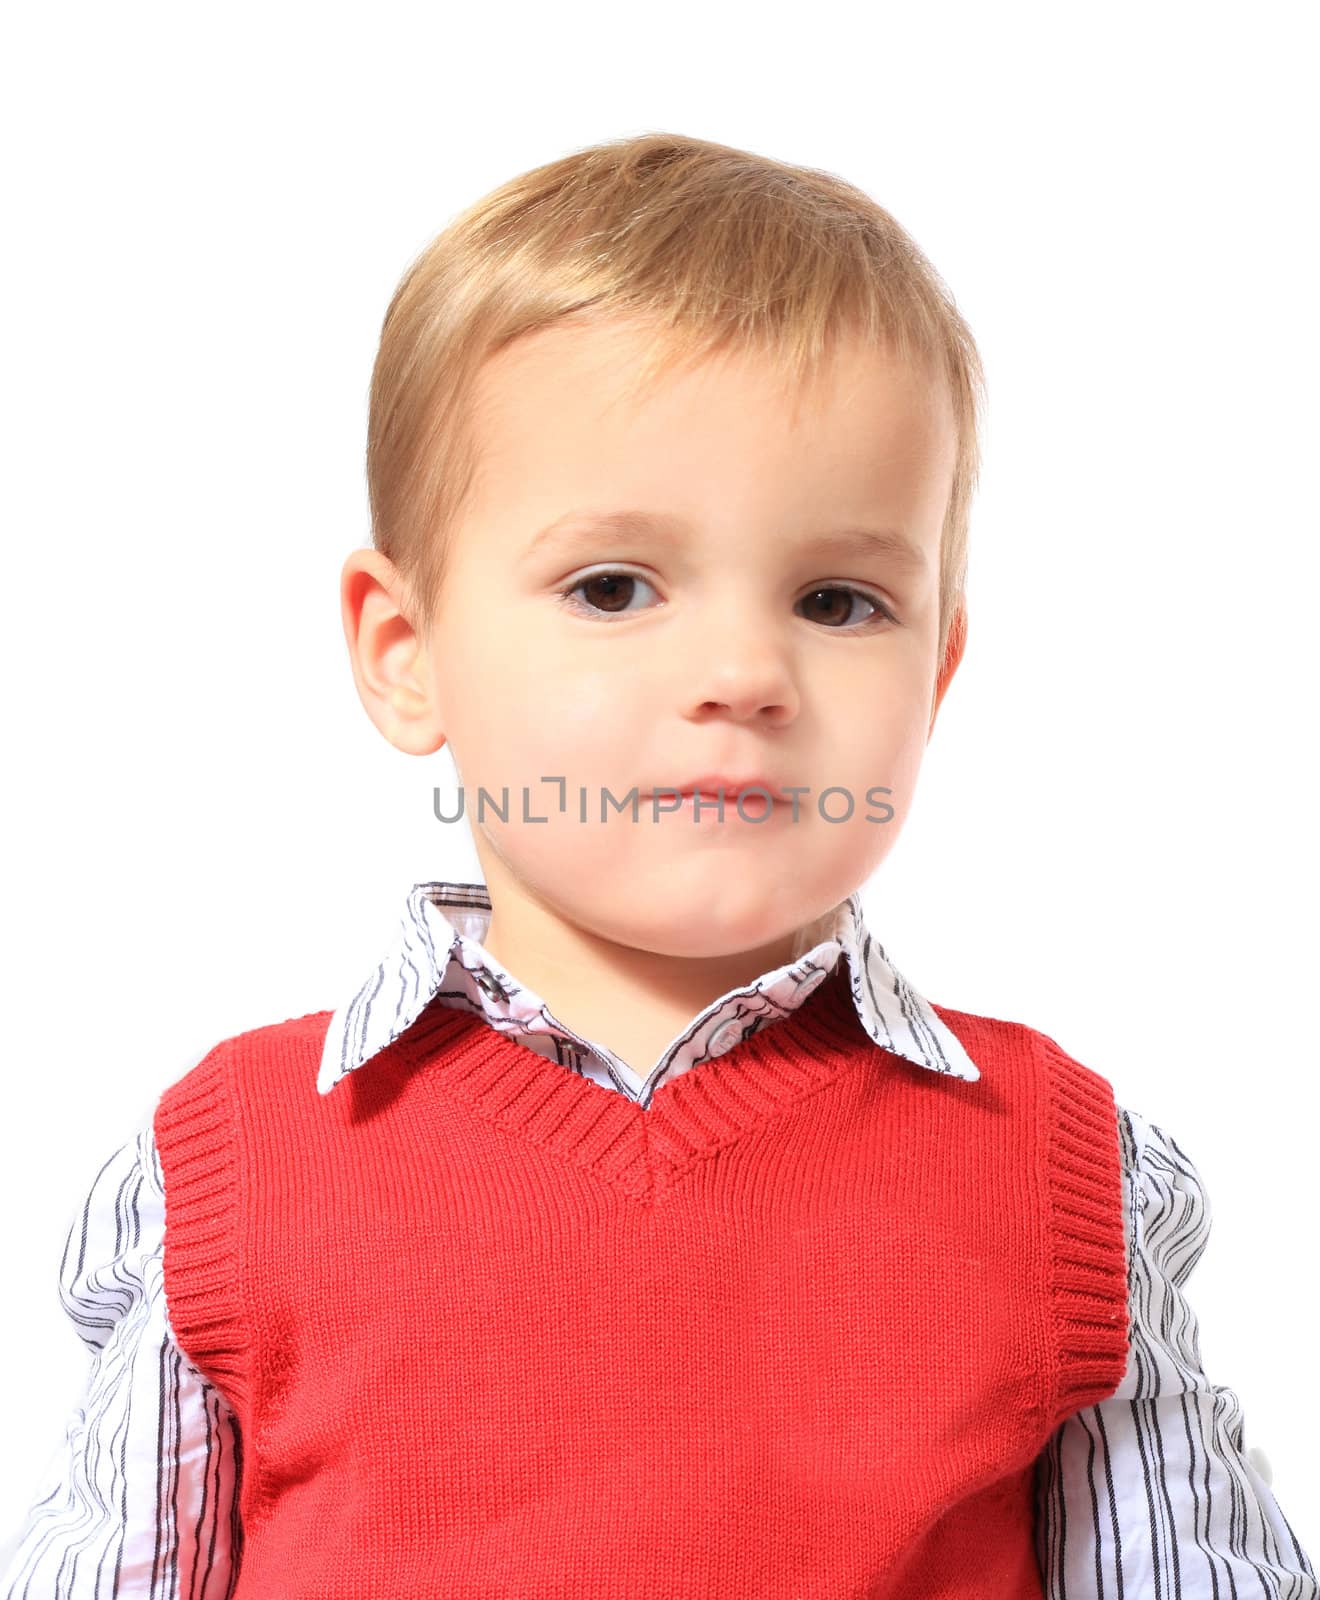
left=651, top=775, right=788, bottom=802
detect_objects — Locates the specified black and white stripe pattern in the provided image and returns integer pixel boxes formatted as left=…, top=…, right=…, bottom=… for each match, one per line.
left=4, top=882, right=1314, bottom=1595
left=1, top=1129, right=240, bottom=1596
left=1037, top=1110, right=1316, bottom=1595
left=316, top=880, right=981, bottom=1102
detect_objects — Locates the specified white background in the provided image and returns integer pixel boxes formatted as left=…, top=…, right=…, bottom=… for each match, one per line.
left=2, top=0, right=1316, bottom=1572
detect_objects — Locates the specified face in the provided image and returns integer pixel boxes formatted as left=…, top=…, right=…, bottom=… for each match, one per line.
left=346, top=313, right=961, bottom=979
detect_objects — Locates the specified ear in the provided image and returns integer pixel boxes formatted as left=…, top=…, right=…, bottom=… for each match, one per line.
left=928, top=600, right=967, bottom=738
left=339, top=547, right=448, bottom=756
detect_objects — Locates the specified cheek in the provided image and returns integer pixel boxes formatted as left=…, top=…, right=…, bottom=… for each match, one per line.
left=457, top=643, right=649, bottom=795
left=829, top=697, right=930, bottom=828
left=523, top=664, right=635, bottom=773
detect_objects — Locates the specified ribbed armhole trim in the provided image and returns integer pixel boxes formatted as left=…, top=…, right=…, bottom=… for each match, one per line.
left=153, top=1042, right=250, bottom=1413
left=1041, top=1036, right=1132, bottom=1420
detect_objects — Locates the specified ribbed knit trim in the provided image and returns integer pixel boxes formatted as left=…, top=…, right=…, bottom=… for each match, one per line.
left=392, top=962, right=874, bottom=1203
left=1039, top=1034, right=1132, bottom=1419
left=153, top=1041, right=250, bottom=1411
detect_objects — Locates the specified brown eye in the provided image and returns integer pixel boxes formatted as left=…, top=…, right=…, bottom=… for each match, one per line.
left=557, top=570, right=660, bottom=618
left=579, top=574, right=635, bottom=612
left=797, top=587, right=894, bottom=628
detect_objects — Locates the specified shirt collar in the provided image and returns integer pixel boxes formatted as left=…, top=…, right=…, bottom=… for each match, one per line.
left=318, top=880, right=980, bottom=1100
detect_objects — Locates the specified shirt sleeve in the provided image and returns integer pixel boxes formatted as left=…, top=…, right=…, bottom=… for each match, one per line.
left=1035, top=1104, right=1318, bottom=1596
left=0, top=1125, right=243, bottom=1598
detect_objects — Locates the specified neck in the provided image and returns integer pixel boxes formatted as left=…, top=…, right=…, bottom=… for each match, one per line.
left=478, top=884, right=813, bottom=1077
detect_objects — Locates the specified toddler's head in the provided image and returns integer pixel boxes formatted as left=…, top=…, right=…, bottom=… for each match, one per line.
left=342, top=133, right=983, bottom=975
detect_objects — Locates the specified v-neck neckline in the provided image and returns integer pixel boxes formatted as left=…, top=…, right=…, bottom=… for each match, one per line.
left=390, top=962, right=873, bottom=1204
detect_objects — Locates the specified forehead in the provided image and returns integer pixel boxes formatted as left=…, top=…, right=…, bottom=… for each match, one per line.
left=462, top=314, right=956, bottom=537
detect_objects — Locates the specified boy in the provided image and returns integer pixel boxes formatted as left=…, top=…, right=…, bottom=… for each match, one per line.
left=3, top=132, right=1315, bottom=1597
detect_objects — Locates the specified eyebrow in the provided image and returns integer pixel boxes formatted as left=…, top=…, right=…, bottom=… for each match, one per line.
left=527, top=509, right=929, bottom=572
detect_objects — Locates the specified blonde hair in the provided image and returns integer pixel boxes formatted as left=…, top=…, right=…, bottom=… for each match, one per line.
left=367, top=130, right=985, bottom=671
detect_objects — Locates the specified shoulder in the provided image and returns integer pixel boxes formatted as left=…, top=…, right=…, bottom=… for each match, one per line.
left=59, top=1128, right=166, bottom=1352
left=152, top=1007, right=336, bottom=1155
left=1113, top=1105, right=1213, bottom=1285
left=205, top=1006, right=337, bottom=1059
left=930, top=1001, right=1097, bottom=1060
left=930, top=1003, right=1118, bottom=1098
left=157, top=1007, right=335, bottom=1095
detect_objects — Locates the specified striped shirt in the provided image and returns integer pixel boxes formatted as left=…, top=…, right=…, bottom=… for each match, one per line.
left=3, top=881, right=1315, bottom=1597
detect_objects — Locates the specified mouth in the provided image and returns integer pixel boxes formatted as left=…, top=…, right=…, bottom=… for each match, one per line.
left=639, top=779, right=787, bottom=823
left=651, top=776, right=789, bottom=803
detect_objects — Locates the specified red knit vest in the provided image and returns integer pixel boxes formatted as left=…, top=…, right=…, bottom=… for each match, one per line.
left=154, top=962, right=1130, bottom=1599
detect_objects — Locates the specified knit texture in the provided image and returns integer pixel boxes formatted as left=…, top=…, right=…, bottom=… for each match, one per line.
left=154, top=963, right=1130, bottom=1599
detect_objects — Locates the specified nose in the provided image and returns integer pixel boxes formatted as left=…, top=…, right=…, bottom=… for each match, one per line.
left=684, top=620, right=799, bottom=726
